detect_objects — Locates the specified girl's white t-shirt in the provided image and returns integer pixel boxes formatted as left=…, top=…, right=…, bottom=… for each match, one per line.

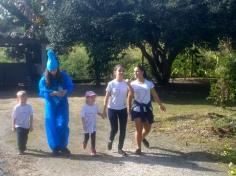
left=131, top=79, right=154, bottom=112
left=12, top=104, right=33, bottom=129
left=106, top=79, right=129, bottom=110
left=80, top=104, right=101, bottom=133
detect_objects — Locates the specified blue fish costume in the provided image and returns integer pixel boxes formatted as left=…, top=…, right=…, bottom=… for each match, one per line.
left=39, top=49, right=73, bottom=153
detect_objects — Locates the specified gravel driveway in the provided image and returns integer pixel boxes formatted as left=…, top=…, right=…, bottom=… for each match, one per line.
left=0, top=91, right=227, bottom=176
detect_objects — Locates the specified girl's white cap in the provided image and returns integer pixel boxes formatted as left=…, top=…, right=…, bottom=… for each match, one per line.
left=85, top=91, right=96, bottom=97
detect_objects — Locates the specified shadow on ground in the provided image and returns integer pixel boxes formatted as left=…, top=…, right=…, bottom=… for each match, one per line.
left=26, top=146, right=222, bottom=174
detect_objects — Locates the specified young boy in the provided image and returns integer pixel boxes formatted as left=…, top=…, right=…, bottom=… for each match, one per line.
left=12, top=90, right=33, bottom=155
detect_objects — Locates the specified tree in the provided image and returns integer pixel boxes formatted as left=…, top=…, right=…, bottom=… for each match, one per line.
left=0, top=0, right=48, bottom=67
left=209, top=40, right=236, bottom=107
left=46, top=0, right=130, bottom=84
left=46, top=0, right=236, bottom=85
left=0, top=0, right=46, bottom=39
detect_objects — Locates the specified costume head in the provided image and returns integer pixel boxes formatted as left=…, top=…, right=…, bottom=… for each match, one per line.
left=46, top=49, right=59, bottom=71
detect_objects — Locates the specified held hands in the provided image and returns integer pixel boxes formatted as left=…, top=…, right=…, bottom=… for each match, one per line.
left=127, top=109, right=132, bottom=120
left=98, top=112, right=106, bottom=119
left=102, top=108, right=107, bottom=119
left=12, top=127, right=15, bottom=132
left=59, top=90, right=67, bottom=97
left=50, top=91, right=59, bottom=96
left=50, top=90, right=67, bottom=97
left=30, top=126, right=33, bottom=132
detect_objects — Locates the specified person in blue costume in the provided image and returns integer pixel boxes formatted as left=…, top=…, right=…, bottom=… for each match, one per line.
left=39, top=49, right=73, bottom=156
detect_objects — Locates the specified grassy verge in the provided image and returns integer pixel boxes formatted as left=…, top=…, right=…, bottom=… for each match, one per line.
left=151, top=85, right=236, bottom=155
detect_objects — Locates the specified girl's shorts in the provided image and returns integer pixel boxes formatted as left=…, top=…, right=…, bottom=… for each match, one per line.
left=131, top=110, right=154, bottom=124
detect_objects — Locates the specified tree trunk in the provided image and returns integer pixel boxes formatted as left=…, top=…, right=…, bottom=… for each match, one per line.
left=138, top=43, right=174, bottom=85
left=94, top=60, right=101, bottom=86
left=95, top=73, right=101, bottom=86
left=161, top=55, right=172, bottom=85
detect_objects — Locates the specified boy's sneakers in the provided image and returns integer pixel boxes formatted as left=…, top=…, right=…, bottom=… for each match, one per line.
left=107, top=140, right=113, bottom=150
left=118, top=149, right=127, bottom=156
left=82, top=142, right=87, bottom=150
left=17, top=146, right=27, bottom=155
left=91, top=149, right=96, bottom=156
left=142, top=138, right=150, bottom=148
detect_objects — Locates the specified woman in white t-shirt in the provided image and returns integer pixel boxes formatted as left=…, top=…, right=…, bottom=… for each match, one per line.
left=128, top=65, right=166, bottom=155
left=103, top=64, right=133, bottom=156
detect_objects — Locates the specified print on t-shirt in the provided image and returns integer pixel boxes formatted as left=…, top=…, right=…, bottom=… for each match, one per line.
left=112, top=88, right=120, bottom=96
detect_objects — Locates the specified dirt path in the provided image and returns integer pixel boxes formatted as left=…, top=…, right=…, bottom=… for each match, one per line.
left=0, top=90, right=227, bottom=176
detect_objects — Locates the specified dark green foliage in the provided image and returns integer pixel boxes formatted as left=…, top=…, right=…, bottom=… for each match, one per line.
left=222, top=145, right=236, bottom=165
left=45, top=0, right=236, bottom=85
left=2, top=1, right=236, bottom=85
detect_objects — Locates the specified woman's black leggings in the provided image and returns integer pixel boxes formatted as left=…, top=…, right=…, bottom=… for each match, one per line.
left=108, top=108, right=127, bottom=150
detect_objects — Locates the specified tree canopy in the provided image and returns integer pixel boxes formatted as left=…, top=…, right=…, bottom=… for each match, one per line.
left=1, top=0, right=236, bottom=84
left=45, top=0, right=236, bottom=84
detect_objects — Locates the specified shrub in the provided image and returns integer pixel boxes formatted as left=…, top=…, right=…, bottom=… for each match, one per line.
left=171, top=45, right=217, bottom=78
left=229, top=162, right=236, bottom=176
left=59, top=45, right=90, bottom=80
left=221, top=145, right=236, bottom=176
left=209, top=40, right=236, bottom=107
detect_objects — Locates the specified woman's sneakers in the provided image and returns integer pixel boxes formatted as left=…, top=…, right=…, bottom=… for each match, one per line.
left=142, top=138, right=150, bottom=148
left=133, top=138, right=149, bottom=155
left=107, top=140, right=113, bottom=150
left=118, top=149, right=127, bottom=156
left=134, top=148, right=142, bottom=155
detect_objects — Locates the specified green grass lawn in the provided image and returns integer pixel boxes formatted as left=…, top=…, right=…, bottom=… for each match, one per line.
left=151, top=83, right=236, bottom=153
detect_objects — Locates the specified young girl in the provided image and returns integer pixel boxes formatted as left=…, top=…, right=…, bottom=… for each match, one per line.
left=103, top=64, right=133, bottom=156
left=80, top=91, right=104, bottom=156
left=128, top=65, right=166, bottom=155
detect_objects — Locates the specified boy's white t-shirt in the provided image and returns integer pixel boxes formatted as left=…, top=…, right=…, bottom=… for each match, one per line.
left=12, top=104, right=33, bottom=129
left=106, top=79, right=129, bottom=110
left=131, top=79, right=155, bottom=112
left=80, top=104, right=101, bottom=134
